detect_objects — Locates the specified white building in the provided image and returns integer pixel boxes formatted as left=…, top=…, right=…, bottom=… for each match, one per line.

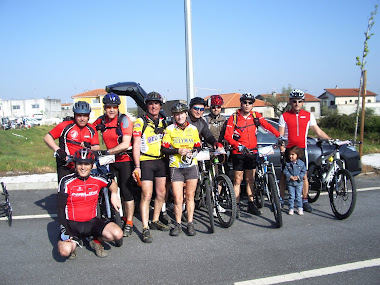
left=318, top=88, right=379, bottom=115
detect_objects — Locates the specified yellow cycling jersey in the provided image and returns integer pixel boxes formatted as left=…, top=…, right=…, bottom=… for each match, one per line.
left=162, top=123, right=201, bottom=168
left=132, top=117, right=165, bottom=161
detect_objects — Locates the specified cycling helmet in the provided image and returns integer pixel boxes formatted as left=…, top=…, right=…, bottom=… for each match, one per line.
left=289, top=89, right=305, bottom=100
left=240, top=93, right=255, bottom=102
left=145, top=92, right=164, bottom=104
left=189, top=97, right=207, bottom=108
left=73, top=101, right=91, bottom=114
left=171, top=102, right=188, bottom=114
left=210, top=95, right=224, bottom=106
left=103, top=92, right=121, bottom=105
left=73, top=148, right=95, bottom=164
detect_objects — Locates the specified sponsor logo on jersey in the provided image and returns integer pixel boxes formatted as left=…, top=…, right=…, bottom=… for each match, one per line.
left=173, top=138, right=194, bottom=144
left=71, top=191, right=98, bottom=197
left=147, top=135, right=161, bottom=143
left=70, top=130, right=79, bottom=139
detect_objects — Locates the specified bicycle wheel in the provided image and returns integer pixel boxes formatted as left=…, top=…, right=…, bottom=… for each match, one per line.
left=204, top=179, right=215, bottom=233
left=254, top=174, right=265, bottom=208
left=267, top=172, right=283, bottom=228
left=307, top=164, right=321, bottom=203
left=329, top=169, right=357, bottom=220
left=215, top=174, right=236, bottom=228
left=111, top=207, right=123, bottom=247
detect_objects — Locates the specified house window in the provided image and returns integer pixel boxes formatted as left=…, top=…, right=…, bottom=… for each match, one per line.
left=330, top=101, right=335, bottom=106
left=12, top=105, right=20, bottom=110
left=345, top=101, right=347, bottom=104
left=355, top=100, right=358, bottom=104
left=368, top=99, right=371, bottom=103
left=92, top=98, right=100, bottom=104
left=310, top=107, right=315, bottom=112
left=349, top=100, right=352, bottom=103
left=32, top=104, right=39, bottom=109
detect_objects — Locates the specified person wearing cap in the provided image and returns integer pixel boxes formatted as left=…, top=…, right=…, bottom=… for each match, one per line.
left=279, top=89, right=331, bottom=213
left=92, top=93, right=135, bottom=238
left=224, top=93, right=280, bottom=218
left=132, top=92, right=169, bottom=243
left=187, top=97, right=224, bottom=150
left=44, top=101, right=100, bottom=181
left=161, top=102, right=202, bottom=237
left=57, top=148, right=123, bottom=259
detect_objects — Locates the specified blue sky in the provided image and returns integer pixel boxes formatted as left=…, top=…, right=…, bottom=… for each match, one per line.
left=0, top=0, right=379, bottom=106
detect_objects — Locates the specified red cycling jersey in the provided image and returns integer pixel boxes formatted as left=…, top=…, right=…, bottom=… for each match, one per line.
left=279, top=109, right=317, bottom=149
left=224, top=109, right=280, bottom=154
left=57, top=173, right=111, bottom=228
left=92, top=114, right=133, bottom=162
left=49, top=120, right=99, bottom=168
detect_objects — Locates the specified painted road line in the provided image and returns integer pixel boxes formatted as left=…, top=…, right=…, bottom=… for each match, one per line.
left=235, top=258, right=380, bottom=285
left=319, top=186, right=380, bottom=196
left=0, top=214, right=57, bottom=221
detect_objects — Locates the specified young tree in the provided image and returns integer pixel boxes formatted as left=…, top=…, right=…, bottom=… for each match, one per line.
left=259, top=84, right=292, bottom=117
left=354, top=5, right=377, bottom=145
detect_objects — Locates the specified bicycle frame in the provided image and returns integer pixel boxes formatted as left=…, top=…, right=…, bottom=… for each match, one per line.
left=256, top=145, right=278, bottom=197
left=1, top=182, right=12, bottom=226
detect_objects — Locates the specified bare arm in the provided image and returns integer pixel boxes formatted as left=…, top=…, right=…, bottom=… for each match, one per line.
left=310, top=125, right=331, bottom=140
left=44, top=133, right=60, bottom=152
left=108, top=135, right=131, bottom=155
left=278, top=126, right=286, bottom=152
left=109, top=179, right=121, bottom=211
left=132, top=136, right=141, bottom=181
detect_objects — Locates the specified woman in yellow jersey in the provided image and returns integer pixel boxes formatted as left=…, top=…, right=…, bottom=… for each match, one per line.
left=162, top=103, right=201, bottom=236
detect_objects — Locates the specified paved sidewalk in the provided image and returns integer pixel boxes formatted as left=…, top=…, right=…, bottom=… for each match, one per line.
left=1, top=153, right=380, bottom=190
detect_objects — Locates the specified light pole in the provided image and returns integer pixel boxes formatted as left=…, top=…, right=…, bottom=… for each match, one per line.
left=184, top=0, right=195, bottom=103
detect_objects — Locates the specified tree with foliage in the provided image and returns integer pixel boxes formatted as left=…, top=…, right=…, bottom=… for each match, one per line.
left=259, top=84, right=292, bottom=117
left=354, top=5, right=377, bottom=142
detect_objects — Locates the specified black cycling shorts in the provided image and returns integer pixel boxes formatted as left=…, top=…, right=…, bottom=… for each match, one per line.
left=231, top=153, right=257, bottom=171
left=140, top=159, right=166, bottom=181
left=67, top=218, right=110, bottom=238
left=110, top=161, right=134, bottom=201
left=283, top=148, right=308, bottom=170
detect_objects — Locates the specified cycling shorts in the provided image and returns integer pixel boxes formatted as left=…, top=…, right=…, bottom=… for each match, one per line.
left=169, top=165, right=199, bottom=182
left=67, top=218, right=110, bottom=238
left=110, top=161, right=134, bottom=201
left=283, top=148, right=308, bottom=170
left=231, top=153, right=257, bottom=171
left=140, top=159, right=166, bottom=181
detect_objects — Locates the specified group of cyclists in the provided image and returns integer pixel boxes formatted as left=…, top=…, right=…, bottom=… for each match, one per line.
left=44, top=88, right=330, bottom=259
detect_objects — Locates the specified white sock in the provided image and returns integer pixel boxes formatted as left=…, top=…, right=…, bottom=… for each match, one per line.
left=162, top=202, right=166, bottom=212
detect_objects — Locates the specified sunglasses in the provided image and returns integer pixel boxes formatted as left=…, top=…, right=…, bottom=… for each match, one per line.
left=292, top=100, right=303, bottom=104
left=211, top=106, right=221, bottom=109
left=192, top=106, right=205, bottom=112
left=106, top=106, right=119, bottom=110
left=242, top=100, right=254, bottom=105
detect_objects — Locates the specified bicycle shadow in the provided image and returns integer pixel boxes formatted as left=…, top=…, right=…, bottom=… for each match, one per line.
left=237, top=201, right=283, bottom=229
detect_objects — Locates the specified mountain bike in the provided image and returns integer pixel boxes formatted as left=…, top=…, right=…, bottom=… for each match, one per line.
left=307, top=139, right=359, bottom=220
left=1, top=182, right=12, bottom=226
left=195, top=146, right=236, bottom=232
left=254, top=144, right=283, bottom=228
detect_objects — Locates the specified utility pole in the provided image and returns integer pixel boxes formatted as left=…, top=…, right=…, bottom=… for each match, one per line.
left=184, top=0, right=195, bottom=103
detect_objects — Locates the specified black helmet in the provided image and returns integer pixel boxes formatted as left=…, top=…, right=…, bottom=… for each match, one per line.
left=73, top=148, right=95, bottom=164
left=240, top=93, right=256, bottom=103
left=73, top=101, right=91, bottom=114
left=171, top=102, right=188, bottom=114
left=103, top=92, right=121, bottom=105
left=189, top=97, right=207, bottom=108
left=145, top=92, right=164, bottom=104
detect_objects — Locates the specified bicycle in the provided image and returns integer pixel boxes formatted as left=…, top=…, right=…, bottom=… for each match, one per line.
left=1, top=182, right=12, bottom=226
left=254, top=144, right=283, bottom=228
left=195, top=146, right=236, bottom=233
left=307, top=139, right=359, bottom=220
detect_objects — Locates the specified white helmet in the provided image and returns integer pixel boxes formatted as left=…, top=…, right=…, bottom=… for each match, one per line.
left=289, top=89, right=305, bottom=100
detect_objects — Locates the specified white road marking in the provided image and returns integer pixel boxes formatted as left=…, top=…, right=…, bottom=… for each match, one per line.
left=235, top=258, right=380, bottom=285
left=0, top=214, right=57, bottom=221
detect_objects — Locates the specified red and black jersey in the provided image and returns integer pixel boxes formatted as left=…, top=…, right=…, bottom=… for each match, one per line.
left=49, top=120, right=99, bottom=168
left=224, top=109, right=280, bottom=154
left=57, top=172, right=111, bottom=235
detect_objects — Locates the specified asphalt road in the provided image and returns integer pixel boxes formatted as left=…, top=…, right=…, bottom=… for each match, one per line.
left=1, top=174, right=380, bottom=285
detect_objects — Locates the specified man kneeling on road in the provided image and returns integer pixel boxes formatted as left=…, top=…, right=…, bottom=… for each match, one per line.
left=57, top=148, right=123, bottom=259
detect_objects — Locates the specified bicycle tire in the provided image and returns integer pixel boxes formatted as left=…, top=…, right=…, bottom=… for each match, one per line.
left=102, top=188, right=111, bottom=219
left=307, top=164, right=321, bottom=203
left=329, top=169, right=357, bottom=220
left=204, top=179, right=215, bottom=233
left=215, top=174, right=236, bottom=228
left=267, top=172, right=283, bottom=228
left=111, top=207, right=123, bottom=247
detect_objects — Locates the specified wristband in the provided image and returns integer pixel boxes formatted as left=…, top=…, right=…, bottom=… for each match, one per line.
left=135, top=165, right=140, bottom=168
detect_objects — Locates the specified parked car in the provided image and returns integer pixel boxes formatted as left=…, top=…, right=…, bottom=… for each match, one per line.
left=244, top=119, right=362, bottom=178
